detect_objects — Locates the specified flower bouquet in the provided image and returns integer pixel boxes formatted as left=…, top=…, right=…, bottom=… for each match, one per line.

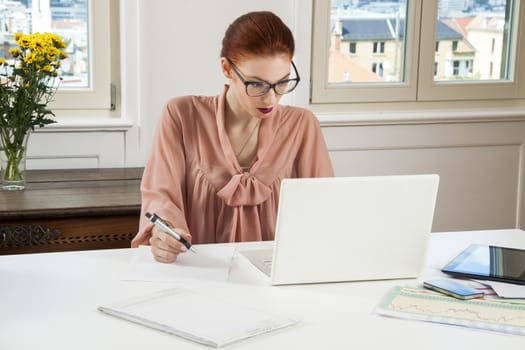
left=0, top=32, right=68, bottom=190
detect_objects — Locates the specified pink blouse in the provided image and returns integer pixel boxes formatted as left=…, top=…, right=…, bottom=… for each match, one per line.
left=132, top=85, right=334, bottom=246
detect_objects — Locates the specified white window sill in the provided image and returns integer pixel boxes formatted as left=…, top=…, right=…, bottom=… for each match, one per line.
left=312, top=105, right=525, bottom=126
left=32, top=115, right=134, bottom=132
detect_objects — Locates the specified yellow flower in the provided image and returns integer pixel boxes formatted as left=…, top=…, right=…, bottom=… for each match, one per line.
left=17, top=37, right=31, bottom=49
left=47, top=33, right=67, bottom=49
left=9, top=48, right=20, bottom=57
left=23, top=52, right=36, bottom=64
left=0, top=32, right=68, bottom=133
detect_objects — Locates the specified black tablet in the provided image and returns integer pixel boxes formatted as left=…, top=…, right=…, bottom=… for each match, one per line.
left=441, top=244, right=525, bottom=285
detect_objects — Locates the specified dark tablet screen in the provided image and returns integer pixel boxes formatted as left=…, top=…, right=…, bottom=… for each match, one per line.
left=441, top=244, right=525, bottom=285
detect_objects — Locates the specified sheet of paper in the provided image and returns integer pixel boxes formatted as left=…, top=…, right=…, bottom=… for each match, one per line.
left=98, top=287, right=300, bottom=347
left=375, top=286, right=525, bottom=336
left=476, top=280, right=525, bottom=299
left=121, top=245, right=235, bottom=282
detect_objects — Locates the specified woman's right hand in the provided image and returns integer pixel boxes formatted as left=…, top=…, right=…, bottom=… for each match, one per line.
left=149, top=224, right=192, bottom=263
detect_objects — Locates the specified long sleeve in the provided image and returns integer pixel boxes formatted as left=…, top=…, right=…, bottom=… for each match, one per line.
left=132, top=101, right=189, bottom=247
left=294, top=110, right=334, bottom=178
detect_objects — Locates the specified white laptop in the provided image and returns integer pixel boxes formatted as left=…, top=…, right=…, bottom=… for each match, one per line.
left=241, top=174, right=440, bottom=285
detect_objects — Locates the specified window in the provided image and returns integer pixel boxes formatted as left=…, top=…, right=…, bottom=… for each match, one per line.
left=0, top=0, right=116, bottom=111
left=311, top=0, right=525, bottom=104
left=452, top=60, right=460, bottom=76
left=373, top=41, right=385, bottom=54
left=371, top=62, right=386, bottom=77
left=349, top=42, right=356, bottom=54
left=467, top=59, right=473, bottom=74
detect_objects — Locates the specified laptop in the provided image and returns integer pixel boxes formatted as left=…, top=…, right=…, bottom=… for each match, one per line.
left=241, top=174, right=440, bottom=285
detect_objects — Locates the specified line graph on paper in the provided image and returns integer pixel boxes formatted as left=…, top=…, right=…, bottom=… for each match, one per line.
left=375, top=286, right=525, bottom=336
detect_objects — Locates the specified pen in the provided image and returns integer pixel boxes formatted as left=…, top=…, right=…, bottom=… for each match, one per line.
left=145, top=212, right=196, bottom=253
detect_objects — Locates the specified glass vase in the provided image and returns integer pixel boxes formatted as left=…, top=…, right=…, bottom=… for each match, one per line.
left=0, top=128, right=31, bottom=191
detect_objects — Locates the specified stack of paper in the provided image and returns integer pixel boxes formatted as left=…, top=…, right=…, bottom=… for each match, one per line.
left=98, top=287, right=299, bottom=347
left=475, top=280, right=525, bottom=299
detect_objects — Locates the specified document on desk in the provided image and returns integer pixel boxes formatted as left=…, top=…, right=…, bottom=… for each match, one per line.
left=375, top=286, right=525, bottom=336
left=98, top=287, right=300, bottom=348
left=121, top=245, right=235, bottom=282
left=476, top=280, right=525, bottom=299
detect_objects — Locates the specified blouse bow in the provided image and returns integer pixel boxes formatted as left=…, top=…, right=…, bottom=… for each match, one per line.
left=216, top=172, right=272, bottom=207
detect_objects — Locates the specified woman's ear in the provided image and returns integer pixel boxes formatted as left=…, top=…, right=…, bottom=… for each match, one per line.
left=220, top=57, right=233, bottom=80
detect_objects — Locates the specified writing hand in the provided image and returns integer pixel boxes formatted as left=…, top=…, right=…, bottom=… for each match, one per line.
left=149, top=224, right=192, bottom=263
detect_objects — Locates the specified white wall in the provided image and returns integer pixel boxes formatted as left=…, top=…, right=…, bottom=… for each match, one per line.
left=28, top=0, right=301, bottom=168
left=23, top=0, right=525, bottom=232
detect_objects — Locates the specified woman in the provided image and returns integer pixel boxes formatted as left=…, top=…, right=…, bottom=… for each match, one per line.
left=132, top=11, right=334, bottom=262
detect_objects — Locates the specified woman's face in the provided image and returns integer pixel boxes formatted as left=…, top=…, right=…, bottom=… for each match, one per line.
left=223, top=54, right=294, bottom=120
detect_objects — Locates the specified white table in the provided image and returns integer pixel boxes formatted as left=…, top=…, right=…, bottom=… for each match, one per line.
left=1, top=229, right=524, bottom=349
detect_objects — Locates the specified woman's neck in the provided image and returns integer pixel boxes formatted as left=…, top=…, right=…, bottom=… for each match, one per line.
left=224, top=86, right=256, bottom=127
left=224, top=87, right=261, bottom=168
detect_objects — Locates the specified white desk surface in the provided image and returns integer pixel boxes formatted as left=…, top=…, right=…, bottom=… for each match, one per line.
left=1, top=229, right=524, bottom=349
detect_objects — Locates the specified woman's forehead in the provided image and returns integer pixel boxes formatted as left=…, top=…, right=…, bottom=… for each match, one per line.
left=236, top=55, right=292, bottom=80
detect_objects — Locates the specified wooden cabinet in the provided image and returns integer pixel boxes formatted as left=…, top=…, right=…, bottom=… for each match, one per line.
left=0, top=168, right=143, bottom=255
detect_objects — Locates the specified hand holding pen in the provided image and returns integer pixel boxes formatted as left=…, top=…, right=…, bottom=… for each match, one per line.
left=146, top=212, right=196, bottom=262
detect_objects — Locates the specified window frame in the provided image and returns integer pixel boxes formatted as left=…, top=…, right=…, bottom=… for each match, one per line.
left=311, top=0, right=421, bottom=103
left=48, top=0, right=115, bottom=111
left=310, top=0, right=525, bottom=105
left=417, top=0, right=525, bottom=101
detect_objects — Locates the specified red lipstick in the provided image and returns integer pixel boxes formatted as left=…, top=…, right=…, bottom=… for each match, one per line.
left=257, top=107, right=273, bottom=114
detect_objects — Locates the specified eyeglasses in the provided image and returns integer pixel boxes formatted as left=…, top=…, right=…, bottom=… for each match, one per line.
left=226, top=58, right=301, bottom=97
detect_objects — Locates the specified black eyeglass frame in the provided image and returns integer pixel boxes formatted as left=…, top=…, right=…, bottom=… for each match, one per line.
left=226, top=58, right=301, bottom=97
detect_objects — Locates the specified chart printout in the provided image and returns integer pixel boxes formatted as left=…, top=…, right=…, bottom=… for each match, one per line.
left=375, top=286, right=525, bottom=336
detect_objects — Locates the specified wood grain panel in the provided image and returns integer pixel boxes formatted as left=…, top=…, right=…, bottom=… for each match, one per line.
left=0, top=168, right=143, bottom=255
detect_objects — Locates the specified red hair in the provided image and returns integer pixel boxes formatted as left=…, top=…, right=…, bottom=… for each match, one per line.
left=220, top=11, right=295, bottom=63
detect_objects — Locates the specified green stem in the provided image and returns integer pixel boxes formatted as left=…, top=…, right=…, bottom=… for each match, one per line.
left=0, top=128, right=28, bottom=183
